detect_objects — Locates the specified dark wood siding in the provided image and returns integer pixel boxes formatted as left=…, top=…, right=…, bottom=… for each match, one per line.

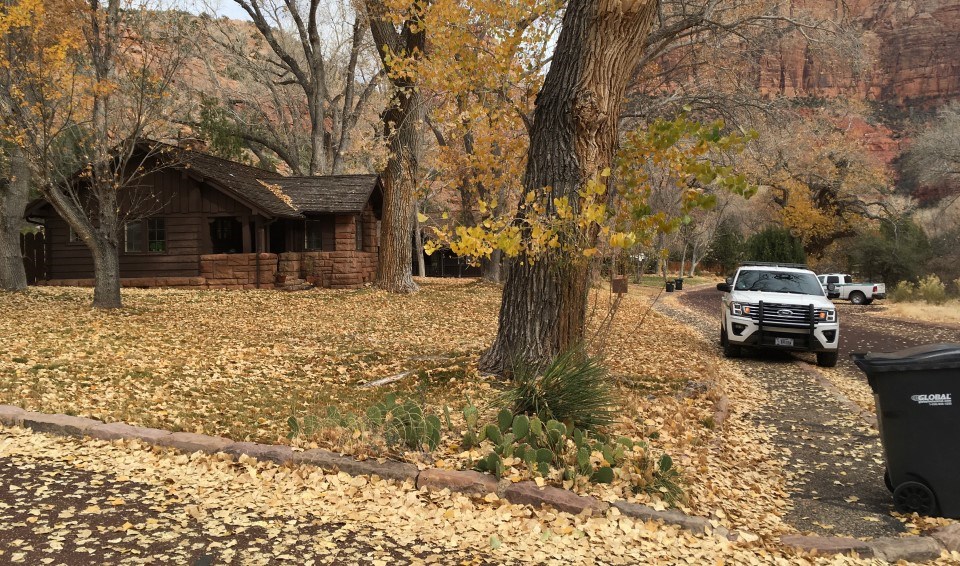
left=44, top=170, right=258, bottom=280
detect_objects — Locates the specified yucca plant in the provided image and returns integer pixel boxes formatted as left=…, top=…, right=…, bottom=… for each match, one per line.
left=502, top=346, right=617, bottom=431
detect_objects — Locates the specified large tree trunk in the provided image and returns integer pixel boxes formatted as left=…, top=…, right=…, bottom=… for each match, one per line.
left=374, top=90, right=421, bottom=293
left=0, top=147, right=30, bottom=291
left=368, top=8, right=424, bottom=294
left=480, top=0, right=659, bottom=374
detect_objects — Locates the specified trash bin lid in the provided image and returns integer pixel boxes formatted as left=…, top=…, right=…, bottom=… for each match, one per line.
left=851, top=343, right=960, bottom=373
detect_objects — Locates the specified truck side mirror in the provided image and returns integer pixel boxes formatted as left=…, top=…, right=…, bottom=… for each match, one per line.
left=717, top=283, right=731, bottom=292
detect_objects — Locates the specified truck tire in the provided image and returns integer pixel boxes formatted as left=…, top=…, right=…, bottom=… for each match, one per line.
left=721, top=329, right=741, bottom=358
left=816, top=351, right=838, bottom=367
left=849, top=291, right=867, bottom=305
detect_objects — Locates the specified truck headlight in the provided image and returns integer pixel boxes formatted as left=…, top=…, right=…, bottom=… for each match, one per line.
left=731, top=302, right=752, bottom=316
left=818, top=309, right=836, bottom=322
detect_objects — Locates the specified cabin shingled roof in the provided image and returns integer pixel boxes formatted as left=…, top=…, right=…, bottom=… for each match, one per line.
left=174, top=149, right=298, bottom=218
left=268, top=175, right=380, bottom=215
left=168, top=145, right=378, bottom=217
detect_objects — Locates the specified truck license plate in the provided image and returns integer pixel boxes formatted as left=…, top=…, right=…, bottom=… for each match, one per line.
left=775, top=337, right=794, bottom=346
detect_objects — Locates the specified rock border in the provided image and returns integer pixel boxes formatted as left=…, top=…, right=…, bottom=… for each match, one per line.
left=0, top=403, right=956, bottom=561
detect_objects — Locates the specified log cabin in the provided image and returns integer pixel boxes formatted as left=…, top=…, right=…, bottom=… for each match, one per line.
left=25, top=143, right=383, bottom=290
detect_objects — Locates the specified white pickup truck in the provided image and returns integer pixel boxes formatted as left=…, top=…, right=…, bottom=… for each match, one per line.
left=718, top=262, right=840, bottom=367
left=817, top=273, right=886, bottom=305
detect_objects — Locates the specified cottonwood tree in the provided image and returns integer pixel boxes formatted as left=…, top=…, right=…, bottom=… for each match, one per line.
left=197, top=0, right=385, bottom=175
left=747, top=109, right=894, bottom=258
left=474, top=0, right=665, bottom=372
left=362, top=0, right=427, bottom=294
left=1, top=0, right=192, bottom=308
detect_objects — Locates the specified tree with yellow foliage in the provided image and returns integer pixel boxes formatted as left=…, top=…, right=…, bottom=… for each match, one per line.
left=0, top=0, right=84, bottom=291
left=418, top=0, right=560, bottom=282
left=1, top=0, right=193, bottom=307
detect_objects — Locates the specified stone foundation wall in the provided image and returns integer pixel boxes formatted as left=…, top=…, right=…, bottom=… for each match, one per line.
left=296, top=250, right=377, bottom=289
left=199, top=253, right=278, bottom=290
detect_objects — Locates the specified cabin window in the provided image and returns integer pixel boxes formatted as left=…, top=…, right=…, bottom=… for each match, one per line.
left=124, top=221, right=144, bottom=253
left=210, top=217, right=244, bottom=254
left=355, top=216, right=363, bottom=251
left=148, top=218, right=166, bottom=252
left=124, top=218, right=166, bottom=253
left=304, top=217, right=334, bottom=251
left=68, top=226, right=81, bottom=244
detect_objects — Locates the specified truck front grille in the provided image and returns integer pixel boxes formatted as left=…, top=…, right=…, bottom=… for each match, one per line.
left=741, top=302, right=831, bottom=328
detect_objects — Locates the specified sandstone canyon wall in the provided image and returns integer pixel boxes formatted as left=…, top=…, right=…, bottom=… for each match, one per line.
left=761, top=0, right=960, bottom=108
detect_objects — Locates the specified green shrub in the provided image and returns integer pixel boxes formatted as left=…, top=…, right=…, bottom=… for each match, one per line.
left=888, top=281, right=915, bottom=303
left=503, top=347, right=616, bottom=432
left=744, top=227, right=805, bottom=264
left=915, top=275, right=948, bottom=305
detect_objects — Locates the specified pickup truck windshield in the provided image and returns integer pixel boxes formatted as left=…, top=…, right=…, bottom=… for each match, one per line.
left=734, top=270, right=824, bottom=295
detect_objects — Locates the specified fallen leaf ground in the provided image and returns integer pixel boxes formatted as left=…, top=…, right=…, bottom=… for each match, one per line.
left=1, top=281, right=959, bottom=562
left=5, top=426, right=954, bottom=565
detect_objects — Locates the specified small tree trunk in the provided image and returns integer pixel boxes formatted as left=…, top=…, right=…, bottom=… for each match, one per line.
left=689, top=248, right=699, bottom=277
left=308, top=91, right=327, bottom=175
left=481, top=249, right=502, bottom=283
left=679, top=243, right=687, bottom=278
left=414, top=201, right=426, bottom=278
left=91, top=239, right=121, bottom=308
left=0, top=147, right=30, bottom=291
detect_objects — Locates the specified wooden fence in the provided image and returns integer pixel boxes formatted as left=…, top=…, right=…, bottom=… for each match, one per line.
left=20, top=232, right=46, bottom=285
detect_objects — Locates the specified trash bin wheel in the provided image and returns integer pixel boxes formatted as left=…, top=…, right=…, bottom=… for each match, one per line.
left=883, top=469, right=894, bottom=493
left=893, top=481, right=938, bottom=516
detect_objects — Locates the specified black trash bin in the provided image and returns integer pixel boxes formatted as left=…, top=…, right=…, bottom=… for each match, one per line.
left=852, top=344, right=960, bottom=518
left=665, top=281, right=674, bottom=292
left=674, top=278, right=684, bottom=291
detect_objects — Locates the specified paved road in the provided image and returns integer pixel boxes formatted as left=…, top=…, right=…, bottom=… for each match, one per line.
left=662, top=286, right=960, bottom=539
left=0, top=436, right=503, bottom=566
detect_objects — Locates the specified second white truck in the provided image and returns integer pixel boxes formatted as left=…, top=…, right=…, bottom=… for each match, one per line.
left=817, top=273, right=886, bottom=305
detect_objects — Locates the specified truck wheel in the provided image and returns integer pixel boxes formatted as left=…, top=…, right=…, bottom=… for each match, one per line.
left=849, top=291, right=867, bottom=305
left=816, top=351, right=838, bottom=368
left=721, top=330, right=741, bottom=358
left=893, top=481, right=938, bottom=516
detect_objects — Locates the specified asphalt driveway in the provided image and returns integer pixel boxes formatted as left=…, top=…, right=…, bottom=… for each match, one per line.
left=659, top=285, right=960, bottom=539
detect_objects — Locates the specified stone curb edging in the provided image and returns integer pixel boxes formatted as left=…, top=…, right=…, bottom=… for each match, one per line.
left=1, top=404, right=957, bottom=561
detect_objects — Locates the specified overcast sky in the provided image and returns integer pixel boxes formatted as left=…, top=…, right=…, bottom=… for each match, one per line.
left=175, top=1, right=251, bottom=20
